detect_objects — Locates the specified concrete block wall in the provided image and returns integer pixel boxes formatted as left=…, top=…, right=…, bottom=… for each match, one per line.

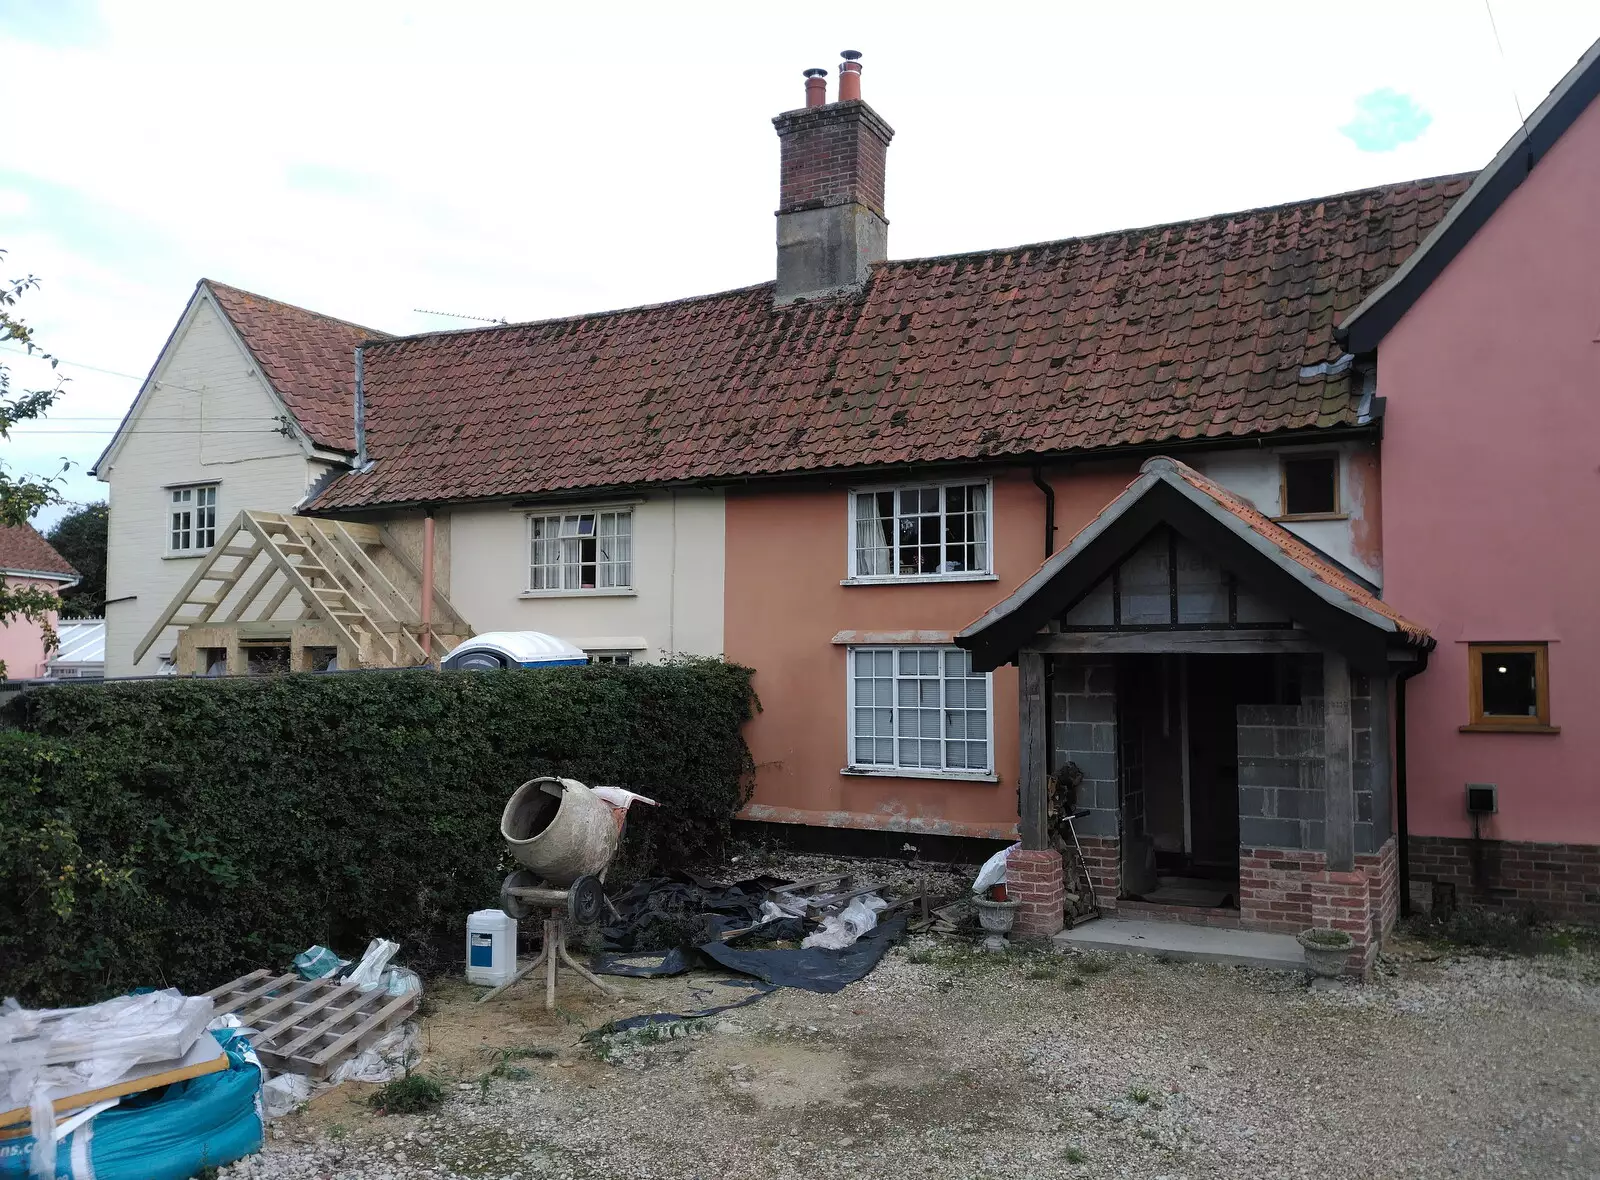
left=1237, top=655, right=1377, bottom=855
left=1054, top=656, right=1118, bottom=839
left=1237, top=703, right=1325, bottom=851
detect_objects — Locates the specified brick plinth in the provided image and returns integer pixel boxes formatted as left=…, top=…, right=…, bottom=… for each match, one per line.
left=1008, top=849, right=1066, bottom=937
left=1238, top=837, right=1398, bottom=978
left=1409, top=835, right=1600, bottom=923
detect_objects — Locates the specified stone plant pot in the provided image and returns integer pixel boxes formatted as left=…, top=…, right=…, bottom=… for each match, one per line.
left=1297, top=928, right=1355, bottom=981
left=974, top=896, right=1022, bottom=953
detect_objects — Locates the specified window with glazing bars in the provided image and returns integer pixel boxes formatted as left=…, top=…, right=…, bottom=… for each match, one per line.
left=849, top=647, right=991, bottom=773
left=528, top=510, right=632, bottom=590
left=169, top=485, right=217, bottom=553
left=852, top=482, right=989, bottom=578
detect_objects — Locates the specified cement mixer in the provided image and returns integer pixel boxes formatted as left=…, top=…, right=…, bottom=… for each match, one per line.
left=479, top=777, right=656, bottom=1006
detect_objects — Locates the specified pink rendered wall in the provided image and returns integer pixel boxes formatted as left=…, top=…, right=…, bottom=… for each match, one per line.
left=1379, top=97, right=1600, bottom=845
left=0, top=577, right=60, bottom=679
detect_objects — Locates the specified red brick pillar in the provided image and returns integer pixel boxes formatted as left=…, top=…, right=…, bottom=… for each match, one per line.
left=1310, top=870, right=1375, bottom=978
left=1009, top=849, right=1066, bottom=938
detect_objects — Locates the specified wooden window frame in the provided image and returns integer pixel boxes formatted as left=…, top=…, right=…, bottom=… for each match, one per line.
left=1276, top=451, right=1344, bottom=521
left=844, top=478, right=997, bottom=585
left=1462, top=642, right=1558, bottom=733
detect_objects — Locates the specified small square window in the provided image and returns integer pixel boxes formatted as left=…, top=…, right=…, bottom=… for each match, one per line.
left=1280, top=454, right=1339, bottom=517
left=168, top=484, right=218, bottom=553
left=1465, top=643, right=1555, bottom=732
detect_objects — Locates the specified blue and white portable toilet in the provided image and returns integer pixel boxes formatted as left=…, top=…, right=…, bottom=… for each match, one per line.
left=439, top=631, right=589, bottom=670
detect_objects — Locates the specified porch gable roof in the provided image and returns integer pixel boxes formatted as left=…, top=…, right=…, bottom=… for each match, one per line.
left=956, top=456, right=1432, bottom=672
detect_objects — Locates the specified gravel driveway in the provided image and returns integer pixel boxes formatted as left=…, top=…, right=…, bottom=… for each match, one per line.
left=224, top=936, right=1600, bottom=1180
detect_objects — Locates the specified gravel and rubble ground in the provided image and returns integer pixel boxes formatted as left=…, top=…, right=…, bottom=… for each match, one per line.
left=221, top=921, right=1600, bottom=1180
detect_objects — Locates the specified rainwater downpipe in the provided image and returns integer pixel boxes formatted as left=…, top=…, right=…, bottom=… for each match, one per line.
left=421, top=507, right=436, bottom=665
left=1394, top=649, right=1429, bottom=918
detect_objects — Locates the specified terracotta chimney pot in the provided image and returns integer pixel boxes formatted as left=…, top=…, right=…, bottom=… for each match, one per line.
left=838, top=50, right=862, bottom=101
left=803, top=67, right=828, bottom=108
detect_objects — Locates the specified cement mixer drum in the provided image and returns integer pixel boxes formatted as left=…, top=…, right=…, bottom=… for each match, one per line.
left=500, top=777, right=621, bottom=886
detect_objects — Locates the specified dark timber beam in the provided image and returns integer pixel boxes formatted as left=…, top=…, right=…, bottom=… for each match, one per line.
left=1018, top=649, right=1049, bottom=850
left=1324, top=650, right=1355, bottom=872
left=1029, top=630, right=1322, bottom=655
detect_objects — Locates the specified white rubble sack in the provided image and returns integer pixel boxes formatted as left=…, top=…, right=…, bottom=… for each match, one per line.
left=972, top=842, right=1020, bottom=895
left=329, top=1022, right=420, bottom=1085
left=801, top=894, right=889, bottom=951
left=343, top=939, right=400, bottom=992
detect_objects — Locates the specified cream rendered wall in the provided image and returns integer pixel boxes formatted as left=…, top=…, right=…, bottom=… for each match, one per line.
left=100, top=297, right=334, bottom=676
left=1189, top=440, right=1383, bottom=586
left=440, top=489, right=725, bottom=661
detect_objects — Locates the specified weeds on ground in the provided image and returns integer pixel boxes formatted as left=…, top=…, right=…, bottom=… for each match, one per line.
left=476, top=1044, right=557, bottom=1090
left=1074, top=954, right=1113, bottom=976
left=1062, top=1145, right=1088, bottom=1164
left=1402, top=905, right=1591, bottom=957
left=1126, top=1085, right=1153, bottom=1105
left=369, top=1072, right=445, bottom=1115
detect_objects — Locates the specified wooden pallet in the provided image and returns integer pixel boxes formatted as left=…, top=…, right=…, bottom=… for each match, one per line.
left=205, top=970, right=419, bottom=1079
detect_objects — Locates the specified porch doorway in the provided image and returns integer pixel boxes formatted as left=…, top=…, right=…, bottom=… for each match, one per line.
left=1115, top=653, right=1284, bottom=909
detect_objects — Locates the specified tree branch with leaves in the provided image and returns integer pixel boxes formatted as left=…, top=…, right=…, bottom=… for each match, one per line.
left=1, top=251, right=70, bottom=677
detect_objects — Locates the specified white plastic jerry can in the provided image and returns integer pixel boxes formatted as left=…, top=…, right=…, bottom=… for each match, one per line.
left=466, top=909, right=517, bottom=986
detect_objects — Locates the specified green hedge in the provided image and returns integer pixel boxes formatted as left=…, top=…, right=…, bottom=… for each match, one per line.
left=1, top=661, right=755, bottom=1005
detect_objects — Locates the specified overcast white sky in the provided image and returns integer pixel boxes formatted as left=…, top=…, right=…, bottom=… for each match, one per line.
left=4, top=0, right=1599, bottom=528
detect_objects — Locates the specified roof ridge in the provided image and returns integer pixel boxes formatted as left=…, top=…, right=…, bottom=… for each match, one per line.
left=367, top=280, right=781, bottom=349
left=202, top=278, right=393, bottom=339
left=887, top=172, right=1480, bottom=270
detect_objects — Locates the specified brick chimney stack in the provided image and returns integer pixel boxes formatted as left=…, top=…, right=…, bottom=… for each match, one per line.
left=771, top=50, right=895, bottom=306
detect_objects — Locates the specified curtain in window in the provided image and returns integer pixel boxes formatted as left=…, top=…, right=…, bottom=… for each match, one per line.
left=968, top=484, right=988, bottom=572
left=855, top=492, right=893, bottom=576
left=597, top=512, right=632, bottom=588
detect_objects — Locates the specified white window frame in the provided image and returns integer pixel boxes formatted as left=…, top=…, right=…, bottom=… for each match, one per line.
left=166, top=483, right=218, bottom=556
left=586, top=650, right=633, bottom=666
left=843, top=478, right=997, bottom=585
left=844, top=645, right=996, bottom=781
left=522, top=506, right=636, bottom=597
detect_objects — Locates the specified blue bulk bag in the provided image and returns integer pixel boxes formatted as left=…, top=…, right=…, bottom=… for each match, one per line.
left=0, top=1028, right=264, bottom=1180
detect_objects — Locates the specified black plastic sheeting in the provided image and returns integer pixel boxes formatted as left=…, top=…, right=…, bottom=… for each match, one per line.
left=591, top=875, right=907, bottom=994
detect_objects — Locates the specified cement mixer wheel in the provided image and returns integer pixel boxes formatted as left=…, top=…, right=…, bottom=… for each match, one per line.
left=568, top=874, right=604, bottom=926
left=499, top=869, right=543, bottom=921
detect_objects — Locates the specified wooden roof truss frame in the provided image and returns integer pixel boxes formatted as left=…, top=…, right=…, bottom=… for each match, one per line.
left=133, top=510, right=468, bottom=666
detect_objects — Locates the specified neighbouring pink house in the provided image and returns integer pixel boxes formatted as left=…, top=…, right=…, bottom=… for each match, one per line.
left=1335, top=38, right=1600, bottom=922
left=0, top=523, right=79, bottom=680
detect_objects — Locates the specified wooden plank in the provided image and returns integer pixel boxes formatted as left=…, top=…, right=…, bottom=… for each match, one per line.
left=227, top=976, right=326, bottom=1028
left=323, top=522, right=422, bottom=627
left=1019, top=648, right=1049, bottom=850
left=225, top=556, right=281, bottom=622
left=203, top=967, right=273, bottom=1000
left=1029, top=630, right=1321, bottom=655
left=272, top=986, right=388, bottom=1060
left=1324, top=650, right=1355, bottom=872
left=238, top=514, right=363, bottom=655
left=335, top=521, right=383, bottom=545
left=0, top=1039, right=227, bottom=1131
left=254, top=986, right=366, bottom=1044
left=131, top=512, right=246, bottom=662
left=299, top=990, right=418, bottom=1071
left=205, top=969, right=292, bottom=1010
